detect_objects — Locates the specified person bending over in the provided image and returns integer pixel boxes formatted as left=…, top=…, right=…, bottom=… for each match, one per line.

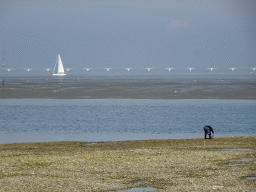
left=203, top=125, right=214, bottom=139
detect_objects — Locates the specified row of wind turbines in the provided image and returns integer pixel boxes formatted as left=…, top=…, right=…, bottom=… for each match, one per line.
left=3, top=67, right=256, bottom=72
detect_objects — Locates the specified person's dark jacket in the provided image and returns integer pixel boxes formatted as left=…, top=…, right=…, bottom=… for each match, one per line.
left=204, top=125, right=214, bottom=134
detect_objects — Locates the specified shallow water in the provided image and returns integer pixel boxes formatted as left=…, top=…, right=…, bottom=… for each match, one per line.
left=0, top=99, right=255, bottom=144
left=230, top=158, right=254, bottom=161
left=245, top=177, right=256, bottom=180
left=224, top=164, right=249, bottom=167
left=220, top=149, right=254, bottom=151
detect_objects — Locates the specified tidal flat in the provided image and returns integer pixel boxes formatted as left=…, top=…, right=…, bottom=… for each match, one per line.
left=0, top=136, right=255, bottom=191
left=1, top=75, right=255, bottom=99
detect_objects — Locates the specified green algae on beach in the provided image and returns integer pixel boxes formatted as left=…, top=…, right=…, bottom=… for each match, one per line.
left=0, top=136, right=255, bottom=191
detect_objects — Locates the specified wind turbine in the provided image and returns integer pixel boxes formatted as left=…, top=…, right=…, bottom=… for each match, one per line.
left=187, top=68, right=194, bottom=71
left=145, top=68, right=153, bottom=72
left=166, top=68, right=174, bottom=71
left=124, top=68, right=132, bottom=71
left=208, top=68, right=216, bottom=71
left=2, top=54, right=5, bottom=87
left=84, top=68, right=92, bottom=71
left=104, top=68, right=112, bottom=72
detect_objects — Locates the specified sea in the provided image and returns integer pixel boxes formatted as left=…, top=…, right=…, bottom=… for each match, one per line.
left=0, top=74, right=255, bottom=144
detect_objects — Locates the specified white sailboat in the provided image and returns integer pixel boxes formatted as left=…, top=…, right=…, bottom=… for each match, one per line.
left=53, top=54, right=66, bottom=76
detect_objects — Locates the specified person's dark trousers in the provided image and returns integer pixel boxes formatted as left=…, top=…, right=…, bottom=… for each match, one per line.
left=204, top=133, right=211, bottom=139
left=204, top=127, right=211, bottom=139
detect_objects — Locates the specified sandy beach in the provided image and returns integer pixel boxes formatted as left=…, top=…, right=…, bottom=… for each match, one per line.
left=0, top=136, right=255, bottom=191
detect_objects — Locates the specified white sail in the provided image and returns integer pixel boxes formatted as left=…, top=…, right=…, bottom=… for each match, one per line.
left=57, top=55, right=65, bottom=74
left=53, top=54, right=66, bottom=76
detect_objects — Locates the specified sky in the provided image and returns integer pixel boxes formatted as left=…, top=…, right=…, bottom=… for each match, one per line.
left=0, top=0, right=256, bottom=74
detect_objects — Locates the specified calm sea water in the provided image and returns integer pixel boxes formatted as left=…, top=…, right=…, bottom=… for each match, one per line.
left=0, top=99, right=255, bottom=144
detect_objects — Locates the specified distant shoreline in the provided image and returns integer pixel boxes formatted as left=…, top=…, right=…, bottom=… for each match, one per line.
left=1, top=74, right=255, bottom=99
left=1, top=82, right=255, bottom=100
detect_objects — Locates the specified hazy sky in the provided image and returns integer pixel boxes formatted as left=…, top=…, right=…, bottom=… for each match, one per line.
left=1, top=0, right=255, bottom=74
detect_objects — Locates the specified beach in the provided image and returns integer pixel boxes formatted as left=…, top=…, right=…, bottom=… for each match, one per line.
left=2, top=0, right=256, bottom=191
left=0, top=136, right=255, bottom=191
left=0, top=75, right=255, bottom=191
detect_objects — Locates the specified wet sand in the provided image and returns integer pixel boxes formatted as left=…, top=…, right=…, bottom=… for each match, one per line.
left=0, top=136, right=255, bottom=191
left=1, top=76, right=255, bottom=99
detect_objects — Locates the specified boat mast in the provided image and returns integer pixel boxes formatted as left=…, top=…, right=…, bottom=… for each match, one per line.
left=52, top=56, right=58, bottom=75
